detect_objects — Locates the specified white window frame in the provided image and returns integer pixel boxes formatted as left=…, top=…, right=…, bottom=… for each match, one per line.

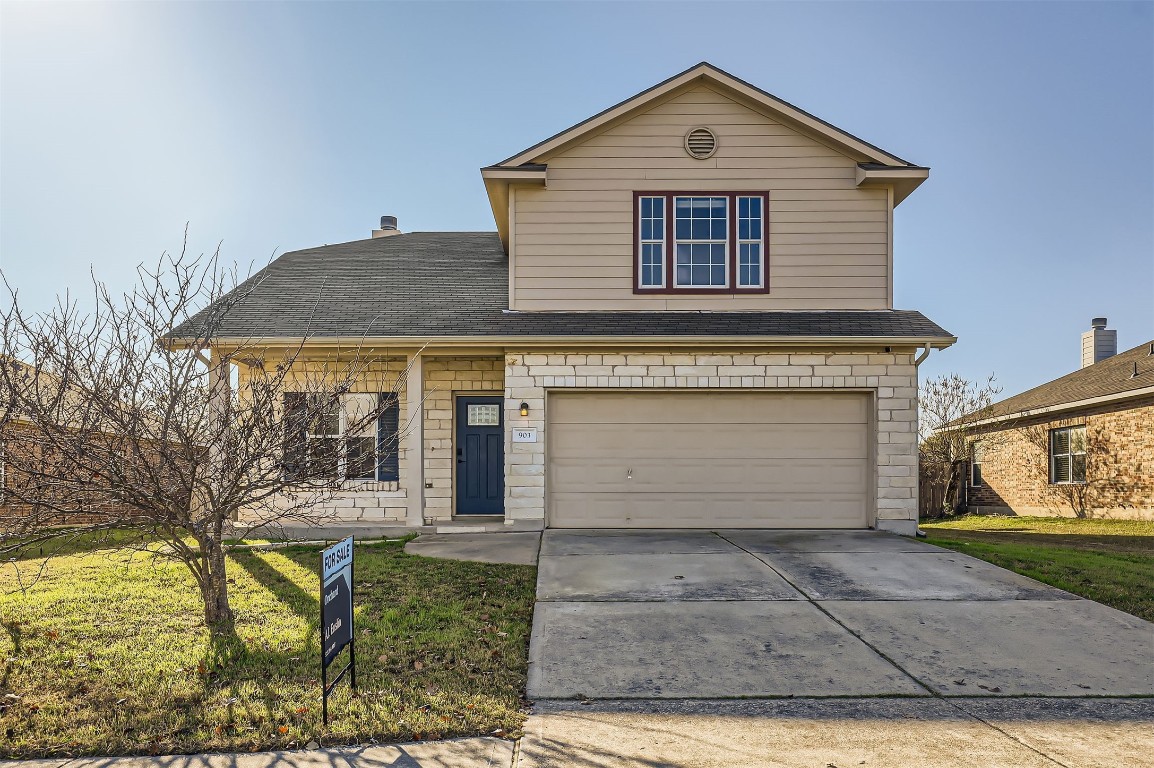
left=637, top=196, right=666, bottom=289
left=736, top=195, right=765, bottom=289
left=306, top=394, right=379, bottom=481
left=673, top=195, right=730, bottom=289
left=1050, top=425, right=1087, bottom=484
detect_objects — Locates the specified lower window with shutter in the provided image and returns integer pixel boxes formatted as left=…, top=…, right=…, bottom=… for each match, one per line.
left=282, top=392, right=401, bottom=482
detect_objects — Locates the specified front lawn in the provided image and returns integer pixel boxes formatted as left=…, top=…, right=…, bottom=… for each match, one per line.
left=0, top=537, right=536, bottom=758
left=921, top=515, right=1154, bottom=621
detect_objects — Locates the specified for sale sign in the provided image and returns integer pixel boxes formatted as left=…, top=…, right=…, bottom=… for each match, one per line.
left=321, top=536, right=354, bottom=666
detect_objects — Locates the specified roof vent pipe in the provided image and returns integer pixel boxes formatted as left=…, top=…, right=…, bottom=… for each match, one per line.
left=1081, top=317, right=1117, bottom=368
left=372, top=215, right=402, bottom=238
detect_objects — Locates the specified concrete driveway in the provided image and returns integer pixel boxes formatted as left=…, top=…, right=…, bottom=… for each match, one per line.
left=520, top=529, right=1154, bottom=767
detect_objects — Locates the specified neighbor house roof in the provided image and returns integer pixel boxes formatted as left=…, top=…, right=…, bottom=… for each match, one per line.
left=168, top=233, right=954, bottom=347
left=966, top=340, right=1154, bottom=428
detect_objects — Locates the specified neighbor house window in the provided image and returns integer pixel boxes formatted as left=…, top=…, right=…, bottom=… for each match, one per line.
left=971, top=441, right=984, bottom=487
left=1050, top=426, right=1086, bottom=484
left=284, top=393, right=399, bottom=482
left=635, top=192, right=768, bottom=293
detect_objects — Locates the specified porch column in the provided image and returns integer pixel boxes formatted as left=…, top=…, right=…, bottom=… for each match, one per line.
left=404, top=351, right=425, bottom=526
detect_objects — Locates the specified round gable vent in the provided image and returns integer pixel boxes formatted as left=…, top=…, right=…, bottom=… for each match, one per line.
left=684, top=127, right=718, bottom=159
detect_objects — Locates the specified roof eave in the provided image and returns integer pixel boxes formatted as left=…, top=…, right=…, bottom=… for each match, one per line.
left=480, top=166, right=548, bottom=252
left=945, top=385, right=1154, bottom=431
left=168, top=333, right=958, bottom=352
left=856, top=165, right=931, bottom=206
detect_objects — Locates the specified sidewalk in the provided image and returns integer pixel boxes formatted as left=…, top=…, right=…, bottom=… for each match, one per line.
left=3, top=738, right=513, bottom=768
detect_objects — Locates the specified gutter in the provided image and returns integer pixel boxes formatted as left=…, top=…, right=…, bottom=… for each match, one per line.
left=164, top=334, right=958, bottom=352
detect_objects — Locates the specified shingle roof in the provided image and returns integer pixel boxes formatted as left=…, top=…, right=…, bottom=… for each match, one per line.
left=979, top=340, right=1154, bottom=420
left=169, top=232, right=954, bottom=342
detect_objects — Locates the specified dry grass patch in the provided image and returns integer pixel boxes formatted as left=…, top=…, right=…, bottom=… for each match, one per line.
left=0, top=538, right=536, bottom=758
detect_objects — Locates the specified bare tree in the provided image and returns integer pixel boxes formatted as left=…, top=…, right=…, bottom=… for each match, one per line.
left=0, top=234, right=413, bottom=635
left=918, top=373, right=1001, bottom=516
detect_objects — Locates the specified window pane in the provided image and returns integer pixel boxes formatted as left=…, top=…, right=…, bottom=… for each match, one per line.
left=345, top=436, right=376, bottom=480
left=676, top=264, right=691, bottom=284
left=1053, top=455, right=1070, bottom=483
left=711, top=265, right=725, bottom=285
left=310, top=437, right=339, bottom=477
left=467, top=404, right=500, bottom=426
left=1070, top=427, right=1086, bottom=453
left=313, top=400, right=339, bottom=437
left=676, top=218, right=691, bottom=239
left=641, top=197, right=652, bottom=217
left=343, top=393, right=378, bottom=438
left=1052, top=429, right=1070, bottom=456
left=1072, top=454, right=1087, bottom=483
left=711, top=219, right=726, bottom=239
left=745, top=264, right=760, bottom=287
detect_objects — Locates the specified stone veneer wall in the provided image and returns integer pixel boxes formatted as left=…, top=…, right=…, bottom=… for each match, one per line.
left=242, top=360, right=410, bottom=525
left=502, top=350, right=919, bottom=534
left=968, top=399, right=1154, bottom=519
left=422, top=358, right=505, bottom=521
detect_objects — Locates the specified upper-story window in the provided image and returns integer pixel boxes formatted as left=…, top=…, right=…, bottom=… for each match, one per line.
left=635, top=192, right=768, bottom=293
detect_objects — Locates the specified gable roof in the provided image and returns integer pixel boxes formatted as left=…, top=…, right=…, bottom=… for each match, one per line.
left=480, top=62, right=929, bottom=249
left=971, top=340, right=1154, bottom=427
left=495, top=62, right=916, bottom=168
left=167, top=232, right=955, bottom=347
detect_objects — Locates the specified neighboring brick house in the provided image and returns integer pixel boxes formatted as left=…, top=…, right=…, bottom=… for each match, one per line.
left=169, top=62, right=956, bottom=536
left=965, top=331, right=1154, bottom=520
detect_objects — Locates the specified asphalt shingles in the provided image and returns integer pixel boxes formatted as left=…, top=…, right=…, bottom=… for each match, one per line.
left=171, top=232, right=954, bottom=342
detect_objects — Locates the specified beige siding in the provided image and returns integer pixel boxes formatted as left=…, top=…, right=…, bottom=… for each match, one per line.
left=511, top=84, right=891, bottom=311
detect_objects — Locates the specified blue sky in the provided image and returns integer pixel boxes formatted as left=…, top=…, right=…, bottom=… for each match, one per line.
left=1, top=1, right=1151, bottom=398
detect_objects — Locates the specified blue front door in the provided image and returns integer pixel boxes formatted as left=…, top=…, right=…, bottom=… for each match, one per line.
left=455, top=396, right=504, bottom=515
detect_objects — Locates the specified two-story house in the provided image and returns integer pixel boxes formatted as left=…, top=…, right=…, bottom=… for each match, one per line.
left=172, top=63, right=955, bottom=536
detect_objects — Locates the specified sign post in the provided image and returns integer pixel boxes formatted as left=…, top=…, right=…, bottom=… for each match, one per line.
left=320, top=536, right=355, bottom=726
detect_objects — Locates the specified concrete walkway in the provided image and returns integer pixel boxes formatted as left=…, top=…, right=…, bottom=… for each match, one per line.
left=404, top=532, right=541, bottom=565
left=3, top=738, right=513, bottom=768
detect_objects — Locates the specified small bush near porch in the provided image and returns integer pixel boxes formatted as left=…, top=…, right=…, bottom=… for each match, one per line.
left=922, top=515, right=1154, bottom=621
left=0, top=537, right=536, bottom=758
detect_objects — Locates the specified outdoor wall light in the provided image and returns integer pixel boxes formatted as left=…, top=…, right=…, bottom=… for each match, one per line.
left=519, top=402, right=530, bottom=417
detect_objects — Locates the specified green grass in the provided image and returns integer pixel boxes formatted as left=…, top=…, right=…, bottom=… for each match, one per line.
left=0, top=537, right=537, bottom=758
left=921, top=515, right=1154, bottom=621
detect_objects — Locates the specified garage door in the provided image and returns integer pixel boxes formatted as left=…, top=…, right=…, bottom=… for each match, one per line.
left=547, top=391, right=871, bottom=529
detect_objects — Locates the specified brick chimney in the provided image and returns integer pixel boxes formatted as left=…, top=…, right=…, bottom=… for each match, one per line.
left=1081, top=317, right=1117, bottom=368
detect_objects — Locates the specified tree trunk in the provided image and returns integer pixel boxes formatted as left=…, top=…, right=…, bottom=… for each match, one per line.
left=199, top=536, right=235, bottom=636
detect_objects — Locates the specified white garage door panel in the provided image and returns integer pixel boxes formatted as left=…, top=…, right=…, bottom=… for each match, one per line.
left=547, top=391, right=871, bottom=529
left=551, top=457, right=867, bottom=494
left=550, top=423, right=869, bottom=459
left=550, top=492, right=867, bottom=529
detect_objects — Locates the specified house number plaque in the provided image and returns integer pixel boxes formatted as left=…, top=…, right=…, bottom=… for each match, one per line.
left=512, top=428, right=538, bottom=443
